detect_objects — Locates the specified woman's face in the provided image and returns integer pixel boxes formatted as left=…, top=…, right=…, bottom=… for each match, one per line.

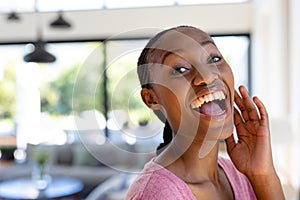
left=145, top=28, right=235, bottom=143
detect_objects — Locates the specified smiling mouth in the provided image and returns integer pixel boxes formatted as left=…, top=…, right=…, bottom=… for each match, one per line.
left=190, top=91, right=227, bottom=116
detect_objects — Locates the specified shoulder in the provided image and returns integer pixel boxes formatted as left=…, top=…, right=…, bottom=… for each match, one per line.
left=126, top=159, right=195, bottom=200
left=218, top=156, right=257, bottom=200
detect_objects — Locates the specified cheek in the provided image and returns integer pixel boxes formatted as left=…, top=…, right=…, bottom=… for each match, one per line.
left=157, top=88, right=186, bottom=131
left=159, top=89, right=181, bottom=115
left=220, top=66, right=235, bottom=93
left=155, top=79, right=190, bottom=107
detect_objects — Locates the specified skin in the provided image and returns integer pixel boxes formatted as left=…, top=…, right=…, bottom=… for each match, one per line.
left=141, top=27, right=285, bottom=199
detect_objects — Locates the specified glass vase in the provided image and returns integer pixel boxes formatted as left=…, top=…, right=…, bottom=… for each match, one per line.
left=31, top=163, right=52, bottom=190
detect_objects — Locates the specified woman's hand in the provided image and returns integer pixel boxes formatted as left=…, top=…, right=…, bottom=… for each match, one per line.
left=225, top=85, right=285, bottom=199
left=225, top=85, right=273, bottom=176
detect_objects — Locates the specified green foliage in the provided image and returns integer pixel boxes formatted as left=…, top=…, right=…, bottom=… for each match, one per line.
left=52, top=64, right=80, bottom=114
left=108, top=57, right=141, bottom=109
left=107, top=55, right=150, bottom=126
left=40, top=65, right=78, bottom=115
left=72, top=62, right=105, bottom=114
left=41, top=62, right=105, bottom=115
left=31, top=145, right=51, bottom=165
left=0, top=64, right=16, bottom=119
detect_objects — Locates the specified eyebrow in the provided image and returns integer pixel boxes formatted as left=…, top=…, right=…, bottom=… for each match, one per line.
left=201, top=39, right=216, bottom=47
left=161, top=39, right=216, bottom=63
left=161, top=51, right=176, bottom=64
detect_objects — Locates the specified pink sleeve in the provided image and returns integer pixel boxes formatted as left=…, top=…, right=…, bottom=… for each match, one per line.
left=126, top=161, right=196, bottom=200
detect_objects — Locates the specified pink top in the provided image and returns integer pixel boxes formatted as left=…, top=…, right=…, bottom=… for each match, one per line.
left=126, top=157, right=257, bottom=200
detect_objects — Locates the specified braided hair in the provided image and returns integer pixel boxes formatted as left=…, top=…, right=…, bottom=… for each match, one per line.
left=137, top=25, right=195, bottom=155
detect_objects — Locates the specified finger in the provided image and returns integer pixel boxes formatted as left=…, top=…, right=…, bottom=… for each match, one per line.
left=225, top=133, right=236, bottom=152
left=234, top=89, right=249, bottom=122
left=253, top=96, right=269, bottom=127
left=239, top=86, right=259, bottom=122
left=233, top=107, right=245, bottom=133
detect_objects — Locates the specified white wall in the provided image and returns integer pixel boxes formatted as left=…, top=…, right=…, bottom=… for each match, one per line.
left=289, top=0, right=300, bottom=137
left=251, top=0, right=289, bottom=117
left=251, top=0, right=300, bottom=196
left=0, top=3, right=252, bottom=42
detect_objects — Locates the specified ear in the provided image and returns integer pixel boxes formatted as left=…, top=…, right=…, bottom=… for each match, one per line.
left=141, top=88, right=161, bottom=110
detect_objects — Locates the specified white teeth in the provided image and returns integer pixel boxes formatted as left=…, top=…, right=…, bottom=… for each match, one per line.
left=204, top=95, right=209, bottom=103
left=208, top=94, right=213, bottom=102
left=191, top=91, right=226, bottom=109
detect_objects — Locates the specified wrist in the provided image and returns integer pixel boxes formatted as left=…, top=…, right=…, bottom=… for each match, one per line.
left=247, top=171, right=285, bottom=200
left=244, top=159, right=277, bottom=181
left=247, top=171, right=280, bottom=187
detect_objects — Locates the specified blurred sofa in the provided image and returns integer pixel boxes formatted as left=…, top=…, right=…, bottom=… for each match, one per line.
left=0, top=129, right=158, bottom=198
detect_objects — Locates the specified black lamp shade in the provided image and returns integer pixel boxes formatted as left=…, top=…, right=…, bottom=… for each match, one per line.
left=7, top=12, right=20, bottom=21
left=50, top=13, right=71, bottom=28
left=24, top=41, right=56, bottom=63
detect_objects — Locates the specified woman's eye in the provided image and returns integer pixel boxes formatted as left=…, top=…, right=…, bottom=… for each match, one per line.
left=170, top=66, right=189, bottom=75
left=208, top=56, right=221, bottom=64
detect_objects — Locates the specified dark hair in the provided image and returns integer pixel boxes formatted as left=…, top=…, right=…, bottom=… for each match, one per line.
left=137, top=25, right=197, bottom=155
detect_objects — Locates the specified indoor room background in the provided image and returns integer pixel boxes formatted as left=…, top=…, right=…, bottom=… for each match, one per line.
left=0, top=0, right=299, bottom=199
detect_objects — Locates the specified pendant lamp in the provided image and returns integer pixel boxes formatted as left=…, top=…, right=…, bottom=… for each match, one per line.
left=7, top=11, right=20, bottom=21
left=50, top=11, right=71, bottom=28
left=24, top=41, right=56, bottom=63
left=23, top=0, right=56, bottom=63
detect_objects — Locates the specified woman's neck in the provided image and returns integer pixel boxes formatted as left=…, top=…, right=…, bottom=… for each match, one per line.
left=155, top=139, right=221, bottom=183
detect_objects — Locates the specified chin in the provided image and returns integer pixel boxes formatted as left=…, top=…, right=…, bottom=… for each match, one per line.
left=219, top=119, right=234, bottom=140
left=203, top=116, right=234, bottom=141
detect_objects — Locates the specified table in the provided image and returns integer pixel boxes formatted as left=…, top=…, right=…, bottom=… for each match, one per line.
left=0, top=177, right=83, bottom=199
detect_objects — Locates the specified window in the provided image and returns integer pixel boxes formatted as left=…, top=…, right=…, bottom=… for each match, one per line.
left=39, top=42, right=104, bottom=145
left=0, top=0, right=35, bottom=13
left=104, top=0, right=174, bottom=9
left=176, top=0, right=249, bottom=6
left=0, top=0, right=250, bottom=13
left=106, top=40, right=149, bottom=129
left=0, top=34, right=250, bottom=151
left=36, top=0, right=104, bottom=12
left=0, top=45, right=21, bottom=136
left=213, top=35, right=250, bottom=90
left=104, top=35, right=251, bottom=147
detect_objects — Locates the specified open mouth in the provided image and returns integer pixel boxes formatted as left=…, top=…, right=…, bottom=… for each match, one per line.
left=190, top=91, right=227, bottom=117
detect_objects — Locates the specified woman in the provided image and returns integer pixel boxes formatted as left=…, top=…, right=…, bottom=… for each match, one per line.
left=126, top=26, right=285, bottom=200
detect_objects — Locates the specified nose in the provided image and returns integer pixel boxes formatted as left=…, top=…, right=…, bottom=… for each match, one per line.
left=192, top=66, right=218, bottom=86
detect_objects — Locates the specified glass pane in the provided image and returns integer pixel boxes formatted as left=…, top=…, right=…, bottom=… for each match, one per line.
left=106, top=40, right=149, bottom=128
left=0, top=0, right=35, bottom=13
left=0, top=45, right=23, bottom=136
left=0, top=0, right=250, bottom=13
left=38, top=42, right=104, bottom=144
left=105, top=36, right=250, bottom=152
left=176, top=0, right=249, bottom=5
left=104, top=0, right=174, bottom=9
left=41, top=42, right=103, bottom=113
left=212, top=35, right=250, bottom=90
left=106, top=40, right=164, bottom=147
left=36, top=0, right=104, bottom=12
